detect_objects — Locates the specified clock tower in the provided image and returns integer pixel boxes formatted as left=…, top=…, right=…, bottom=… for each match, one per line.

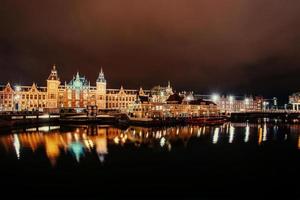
left=96, top=68, right=106, bottom=109
left=47, top=65, right=60, bottom=109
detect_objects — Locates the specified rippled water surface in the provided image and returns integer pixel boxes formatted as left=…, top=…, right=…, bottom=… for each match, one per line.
left=0, top=122, right=299, bottom=198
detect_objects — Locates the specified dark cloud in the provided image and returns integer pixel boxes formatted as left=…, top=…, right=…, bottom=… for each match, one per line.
left=0, top=0, right=300, bottom=102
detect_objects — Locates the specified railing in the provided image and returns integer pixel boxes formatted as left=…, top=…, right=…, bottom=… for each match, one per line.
left=230, top=109, right=300, bottom=114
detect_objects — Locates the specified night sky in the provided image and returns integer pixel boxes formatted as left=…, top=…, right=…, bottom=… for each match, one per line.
left=1, top=0, right=300, bottom=102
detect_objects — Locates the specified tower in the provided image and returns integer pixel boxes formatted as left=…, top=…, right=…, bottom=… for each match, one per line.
left=166, top=80, right=173, bottom=95
left=96, top=67, right=107, bottom=109
left=47, top=65, right=60, bottom=109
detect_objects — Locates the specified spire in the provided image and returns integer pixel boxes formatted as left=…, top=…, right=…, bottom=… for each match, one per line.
left=97, top=67, right=106, bottom=83
left=47, top=64, right=59, bottom=81
left=168, top=81, right=171, bottom=88
left=139, top=87, right=145, bottom=96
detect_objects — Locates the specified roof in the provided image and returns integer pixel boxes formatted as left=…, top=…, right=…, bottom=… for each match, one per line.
left=189, top=99, right=216, bottom=105
left=166, top=93, right=184, bottom=104
left=68, top=72, right=89, bottom=89
left=48, top=65, right=60, bottom=81
left=96, top=68, right=106, bottom=83
left=138, top=95, right=149, bottom=103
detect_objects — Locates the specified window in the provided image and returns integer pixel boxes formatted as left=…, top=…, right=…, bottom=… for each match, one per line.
left=50, top=94, right=56, bottom=99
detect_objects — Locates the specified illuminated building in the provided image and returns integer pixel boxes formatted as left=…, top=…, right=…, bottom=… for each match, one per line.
left=129, top=93, right=219, bottom=118
left=0, top=83, right=47, bottom=111
left=0, top=65, right=173, bottom=112
left=208, top=95, right=263, bottom=113
left=0, top=64, right=266, bottom=114
left=289, top=92, right=300, bottom=111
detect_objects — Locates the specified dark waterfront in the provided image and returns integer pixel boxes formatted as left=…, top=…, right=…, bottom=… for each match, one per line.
left=0, top=122, right=299, bottom=199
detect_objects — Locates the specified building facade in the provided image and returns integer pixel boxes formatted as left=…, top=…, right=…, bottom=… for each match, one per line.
left=0, top=65, right=269, bottom=114
left=0, top=65, right=168, bottom=112
left=289, top=92, right=300, bottom=111
left=129, top=93, right=219, bottom=118
left=194, top=94, right=266, bottom=113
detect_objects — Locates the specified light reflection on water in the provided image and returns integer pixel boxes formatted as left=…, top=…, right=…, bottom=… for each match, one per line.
left=0, top=122, right=300, bottom=166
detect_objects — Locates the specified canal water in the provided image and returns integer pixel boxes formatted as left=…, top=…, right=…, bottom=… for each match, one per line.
left=0, top=122, right=299, bottom=199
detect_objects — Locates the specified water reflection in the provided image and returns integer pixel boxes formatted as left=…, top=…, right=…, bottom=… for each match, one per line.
left=0, top=122, right=299, bottom=166
left=244, top=123, right=250, bottom=143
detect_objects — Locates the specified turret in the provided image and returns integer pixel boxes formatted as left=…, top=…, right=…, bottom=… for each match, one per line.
left=47, top=65, right=61, bottom=109
left=96, top=67, right=107, bottom=109
left=166, top=80, right=173, bottom=95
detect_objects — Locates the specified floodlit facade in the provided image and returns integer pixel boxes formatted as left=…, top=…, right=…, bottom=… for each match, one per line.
left=0, top=65, right=269, bottom=114
left=0, top=65, right=173, bottom=112
left=129, top=93, right=219, bottom=118
left=289, top=92, right=300, bottom=111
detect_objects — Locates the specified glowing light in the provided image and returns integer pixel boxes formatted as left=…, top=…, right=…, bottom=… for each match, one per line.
left=38, top=126, right=50, bottom=132
left=197, top=128, right=201, bottom=137
left=258, top=127, right=262, bottom=145
left=113, top=137, right=119, bottom=144
left=96, top=137, right=108, bottom=163
left=13, top=134, right=20, bottom=159
left=39, top=114, right=50, bottom=119
left=263, top=123, right=267, bottom=142
left=229, top=125, right=235, bottom=143
left=69, top=142, right=84, bottom=162
left=160, top=137, right=166, bottom=147
left=244, top=98, right=250, bottom=105
left=298, top=136, right=300, bottom=150
left=45, top=137, right=60, bottom=166
left=229, top=96, right=234, bottom=103
left=244, top=124, right=250, bottom=143
left=15, top=85, right=21, bottom=92
left=213, top=128, right=219, bottom=144
left=14, top=94, right=20, bottom=101
left=211, top=94, right=220, bottom=102
left=167, top=143, right=172, bottom=151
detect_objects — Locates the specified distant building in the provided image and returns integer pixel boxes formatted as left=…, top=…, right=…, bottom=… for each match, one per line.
left=129, top=93, right=219, bottom=118
left=194, top=94, right=266, bottom=113
left=289, top=93, right=300, bottom=111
